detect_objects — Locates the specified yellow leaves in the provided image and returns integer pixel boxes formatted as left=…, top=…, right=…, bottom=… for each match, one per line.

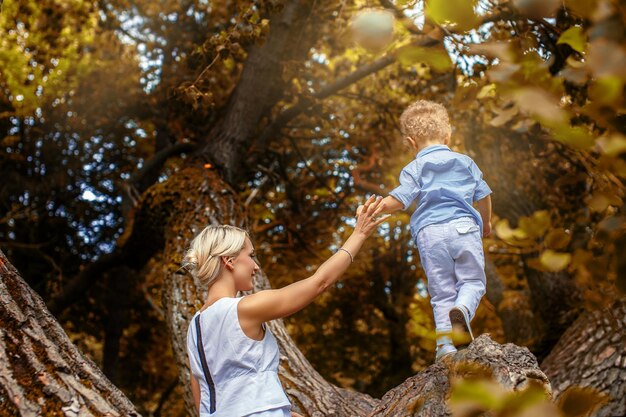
left=563, top=0, right=600, bottom=19
left=448, top=377, right=550, bottom=417
left=495, top=219, right=529, bottom=245
left=477, top=84, right=496, bottom=100
left=551, top=125, right=595, bottom=150
left=544, top=228, right=571, bottom=250
left=424, top=0, right=479, bottom=32
left=396, top=45, right=452, bottom=71
left=557, top=27, right=587, bottom=53
left=489, top=106, right=517, bottom=127
left=539, top=250, right=572, bottom=272
left=526, top=210, right=551, bottom=237
left=586, top=39, right=626, bottom=78
left=510, top=88, right=568, bottom=125
left=557, top=386, right=609, bottom=417
left=513, top=0, right=560, bottom=20
left=468, top=42, right=515, bottom=62
left=495, top=211, right=551, bottom=247
left=449, top=374, right=607, bottom=417
left=0, top=0, right=103, bottom=116
left=588, top=76, right=623, bottom=106
left=596, top=134, right=626, bottom=157
left=585, top=190, right=622, bottom=212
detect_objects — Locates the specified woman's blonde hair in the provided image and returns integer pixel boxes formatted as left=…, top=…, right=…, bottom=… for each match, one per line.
left=399, top=100, right=451, bottom=146
left=183, top=225, right=249, bottom=288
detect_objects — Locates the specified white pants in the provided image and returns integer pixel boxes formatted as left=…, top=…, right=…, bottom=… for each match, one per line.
left=415, top=217, right=486, bottom=332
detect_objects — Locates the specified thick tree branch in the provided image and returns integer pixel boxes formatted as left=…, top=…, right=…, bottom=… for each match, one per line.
left=129, top=142, right=196, bottom=193
left=201, top=2, right=318, bottom=184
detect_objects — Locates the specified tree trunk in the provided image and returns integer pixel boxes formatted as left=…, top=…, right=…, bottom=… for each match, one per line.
left=541, top=298, right=626, bottom=417
left=202, top=1, right=317, bottom=183
left=367, top=334, right=551, bottom=416
left=0, top=250, right=140, bottom=416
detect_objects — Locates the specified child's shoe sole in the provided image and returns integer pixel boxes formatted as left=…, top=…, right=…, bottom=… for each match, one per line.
left=435, top=344, right=457, bottom=363
left=449, top=306, right=474, bottom=348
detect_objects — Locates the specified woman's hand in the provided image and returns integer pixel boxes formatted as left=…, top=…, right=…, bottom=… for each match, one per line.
left=353, top=195, right=390, bottom=238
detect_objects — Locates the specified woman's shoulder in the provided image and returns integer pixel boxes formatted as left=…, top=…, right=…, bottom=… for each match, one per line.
left=196, top=297, right=242, bottom=319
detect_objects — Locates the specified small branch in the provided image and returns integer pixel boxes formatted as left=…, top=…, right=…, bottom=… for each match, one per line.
left=352, top=148, right=385, bottom=195
left=257, top=53, right=398, bottom=149
left=286, top=136, right=340, bottom=198
left=153, top=379, right=179, bottom=417
left=129, top=142, right=197, bottom=194
left=47, top=250, right=126, bottom=316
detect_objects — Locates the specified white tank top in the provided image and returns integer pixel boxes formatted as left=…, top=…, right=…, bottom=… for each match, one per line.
left=186, top=297, right=291, bottom=417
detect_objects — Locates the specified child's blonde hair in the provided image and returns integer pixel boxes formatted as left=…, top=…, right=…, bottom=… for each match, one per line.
left=399, top=100, right=451, bottom=146
left=183, top=225, right=249, bottom=288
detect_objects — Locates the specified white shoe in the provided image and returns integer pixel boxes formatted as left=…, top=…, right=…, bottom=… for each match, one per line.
left=449, top=305, right=474, bottom=347
left=435, top=343, right=457, bottom=362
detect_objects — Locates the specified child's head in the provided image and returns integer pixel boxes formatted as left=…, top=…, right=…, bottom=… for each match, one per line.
left=399, top=100, right=451, bottom=151
left=183, top=225, right=249, bottom=288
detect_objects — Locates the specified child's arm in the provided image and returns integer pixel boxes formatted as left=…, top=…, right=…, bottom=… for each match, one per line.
left=475, top=195, right=492, bottom=237
left=356, top=195, right=404, bottom=217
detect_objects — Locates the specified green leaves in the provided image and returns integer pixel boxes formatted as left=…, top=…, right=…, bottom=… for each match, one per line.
left=397, top=45, right=452, bottom=71
left=557, top=27, right=586, bottom=53
left=425, top=0, right=479, bottom=32
left=448, top=378, right=551, bottom=417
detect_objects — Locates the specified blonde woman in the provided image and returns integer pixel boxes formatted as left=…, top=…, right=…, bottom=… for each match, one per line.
left=184, top=195, right=388, bottom=417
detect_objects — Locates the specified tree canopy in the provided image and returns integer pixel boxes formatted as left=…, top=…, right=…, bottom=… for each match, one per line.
left=1, top=0, right=624, bottom=415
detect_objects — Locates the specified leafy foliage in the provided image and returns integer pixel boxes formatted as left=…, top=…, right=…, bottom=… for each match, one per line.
left=1, top=0, right=624, bottom=412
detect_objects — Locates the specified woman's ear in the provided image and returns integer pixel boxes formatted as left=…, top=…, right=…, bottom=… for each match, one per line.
left=222, top=256, right=234, bottom=271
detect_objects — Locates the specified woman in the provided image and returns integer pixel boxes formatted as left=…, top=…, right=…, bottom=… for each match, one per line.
left=185, top=195, right=388, bottom=416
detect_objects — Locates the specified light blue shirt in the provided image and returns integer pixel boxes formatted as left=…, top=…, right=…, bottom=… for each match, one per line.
left=389, top=145, right=492, bottom=237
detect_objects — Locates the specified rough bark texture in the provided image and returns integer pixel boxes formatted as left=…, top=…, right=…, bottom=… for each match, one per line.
left=157, top=166, right=377, bottom=416
left=202, top=1, right=317, bottom=183
left=0, top=250, right=140, bottom=417
left=541, top=298, right=626, bottom=417
left=368, top=334, right=551, bottom=417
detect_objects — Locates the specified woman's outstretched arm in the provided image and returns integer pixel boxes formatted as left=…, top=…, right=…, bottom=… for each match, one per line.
left=238, top=195, right=389, bottom=329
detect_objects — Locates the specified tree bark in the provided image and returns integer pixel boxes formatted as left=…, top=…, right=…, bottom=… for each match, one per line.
left=541, top=298, right=626, bottom=417
left=367, top=334, right=551, bottom=416
left=201, top=1, right=317, bottom=184
left=0, top=250, right=140, bottom=416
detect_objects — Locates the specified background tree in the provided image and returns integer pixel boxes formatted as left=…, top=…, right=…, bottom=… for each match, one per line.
left=1, top=0, right=624, bottom=415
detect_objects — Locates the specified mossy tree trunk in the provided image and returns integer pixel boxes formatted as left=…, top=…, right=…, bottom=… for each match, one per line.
left=0, top=251, right=140, bottom=416
left=541, top=299, right=626, bottom=417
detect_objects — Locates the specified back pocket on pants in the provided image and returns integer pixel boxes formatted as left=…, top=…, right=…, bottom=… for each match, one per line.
left=456, top=224, right=479, bottom=234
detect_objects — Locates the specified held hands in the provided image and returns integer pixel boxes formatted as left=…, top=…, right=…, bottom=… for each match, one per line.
left=354, top=195, right=390, bottom=237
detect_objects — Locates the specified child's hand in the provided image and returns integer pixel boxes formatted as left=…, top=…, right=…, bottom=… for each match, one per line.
left=356, top=205, right=365, bottom=218
left=483, top=222, right=491, bottom=238
left=354, top=196, right=390, bottom=237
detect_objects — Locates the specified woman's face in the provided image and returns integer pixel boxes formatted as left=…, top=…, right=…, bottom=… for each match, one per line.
left=231, top=238, right=259, bottom=291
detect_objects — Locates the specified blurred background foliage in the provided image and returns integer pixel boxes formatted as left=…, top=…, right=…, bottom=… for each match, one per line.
left=1, top=0, right=624, bottom=415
